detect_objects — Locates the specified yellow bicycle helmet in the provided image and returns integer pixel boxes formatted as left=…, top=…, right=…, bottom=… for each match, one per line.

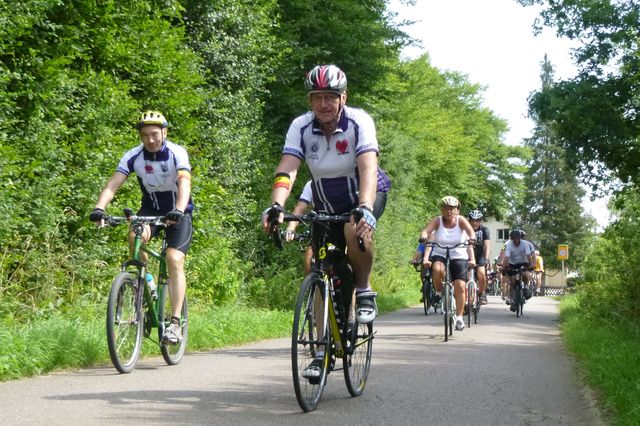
left=136, top=111, right=168, bottom=129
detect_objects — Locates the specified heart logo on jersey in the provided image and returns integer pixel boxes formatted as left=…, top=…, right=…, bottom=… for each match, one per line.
left=336, top=139, right=349, bottom=154
left=145, top=164, right=154, bottom=174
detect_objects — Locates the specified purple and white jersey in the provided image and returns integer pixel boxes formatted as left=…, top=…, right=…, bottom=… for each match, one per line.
left=298, top=180, right=313, bottom=205
left=283, top=105, right=391, bottom=214
left=116, top=140, right=194, bottom=214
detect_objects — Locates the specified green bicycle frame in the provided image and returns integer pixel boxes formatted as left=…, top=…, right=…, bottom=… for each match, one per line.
left=122, top=223, right=168, bottom=331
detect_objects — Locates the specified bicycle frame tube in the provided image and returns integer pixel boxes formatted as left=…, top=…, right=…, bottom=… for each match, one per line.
left=126, top=227, right=168, bottom=331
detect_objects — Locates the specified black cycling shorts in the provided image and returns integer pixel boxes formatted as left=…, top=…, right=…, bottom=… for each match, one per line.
left=138, top=209, right=193, bottom=255
left=430, top=256, right=468, bottom=282
left=312, top=190, right=388, bottom=253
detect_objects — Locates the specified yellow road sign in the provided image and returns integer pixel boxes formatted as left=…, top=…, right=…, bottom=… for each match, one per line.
left=557, top=244, right=569, bottom=260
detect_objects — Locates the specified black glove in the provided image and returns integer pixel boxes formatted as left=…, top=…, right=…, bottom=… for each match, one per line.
left=89, top=208, right=105, bottom=222
left=166, top=209, right=184, bottom=222
left=264, top=202, right=284, bottom=223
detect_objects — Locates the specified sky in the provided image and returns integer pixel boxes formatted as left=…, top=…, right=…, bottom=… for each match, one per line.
left=388, top=0, right=610, bottom=229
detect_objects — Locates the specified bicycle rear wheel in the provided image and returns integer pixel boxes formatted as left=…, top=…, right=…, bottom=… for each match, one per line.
left=344, top=309, right=373, bottom=396
left=106, top=272, right=143, bottom=373
left=292, top=273, right=328, bottom=412
left=159, top=282, right=189, bottom=365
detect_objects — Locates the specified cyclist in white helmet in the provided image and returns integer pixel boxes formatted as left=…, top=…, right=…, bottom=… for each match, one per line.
left=262, top=64, right=391, bottom=380
left=419, top=196, right=476, bottom=331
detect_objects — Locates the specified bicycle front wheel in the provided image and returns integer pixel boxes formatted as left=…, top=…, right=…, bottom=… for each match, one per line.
left=422, top=278, right=432, bottom=316
left=344, top=312, right=373, bottom=397
left=106, top=272, right=143, bottom=373
left=443, top=283, right=451, bottom=341
left=514, top=283, right=523, bottom=318
left=292, top=273, right=328, bottom=412
left=159, top=283, right=189, bottom=365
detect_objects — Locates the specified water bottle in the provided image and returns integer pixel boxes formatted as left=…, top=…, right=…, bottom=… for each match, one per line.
left=145, top=273, right=157, bottom=300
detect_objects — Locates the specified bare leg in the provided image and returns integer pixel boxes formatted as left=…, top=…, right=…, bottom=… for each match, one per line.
left=166, top=247, right=186, bottom=318
left=345, top=223, right=373, bottom=289
left=454, top=279, right=466, bottom=316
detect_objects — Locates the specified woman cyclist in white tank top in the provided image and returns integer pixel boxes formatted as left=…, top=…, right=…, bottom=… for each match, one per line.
left=418, top=196, right=476, bottom=331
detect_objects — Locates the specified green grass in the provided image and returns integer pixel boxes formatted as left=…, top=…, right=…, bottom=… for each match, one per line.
left=0, top=304, right=293, bottom=382
left=559, top=295, right=640, bottom=426
left=0, top=282, right=419, bottom=382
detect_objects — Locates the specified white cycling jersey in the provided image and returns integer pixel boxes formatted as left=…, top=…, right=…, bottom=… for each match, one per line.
left=116, top=140, right=193, bottom=214
left=283, top=105, right=391, bottom=214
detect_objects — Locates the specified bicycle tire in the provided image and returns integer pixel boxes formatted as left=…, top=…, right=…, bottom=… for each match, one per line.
left=443, top=283, right=450, bottom=341
left=514, top=282, right=523, bottom=318
left=466, top=280, right=474, bottom=328
left=449, top=286, right=455, bottom=337
left=422, top=276, right=432, bottom=316
left=159, top=283, right=189, bottom=365
left=473, top=285, right=480, bottom=324
left=518, top=284, right=525, bottom=317
left=106, top=272, right=143, bottom=373
left=344, top=302, right=373, bottom=397
left=292, top=273, right=328, bottom=412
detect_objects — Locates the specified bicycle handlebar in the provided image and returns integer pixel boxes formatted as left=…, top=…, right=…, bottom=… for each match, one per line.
left=268, top=210, right=366, bottom=252
left=102, top=208, right=167, bottom=228
left=424, top=241, right=471, bottom=250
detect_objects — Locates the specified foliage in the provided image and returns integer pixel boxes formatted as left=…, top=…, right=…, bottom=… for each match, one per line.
left=518, top=0, right=640, bottom=190
left=576, top=187, right=640, bottom=323
left=516, top=55, right=595, bottom=270
left=560, top=295, right=640, bottom=425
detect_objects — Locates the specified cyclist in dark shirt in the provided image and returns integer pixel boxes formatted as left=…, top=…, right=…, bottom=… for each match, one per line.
left=468, top=210, right=491, bottom=305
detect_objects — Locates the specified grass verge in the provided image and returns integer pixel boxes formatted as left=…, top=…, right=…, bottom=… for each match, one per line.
left=0, top=283, right=419, bottom=382
left=559, top=295, right=640, bottom=425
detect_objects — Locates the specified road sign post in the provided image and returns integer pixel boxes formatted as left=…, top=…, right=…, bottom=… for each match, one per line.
left=557, top=245, right=569, bottom=288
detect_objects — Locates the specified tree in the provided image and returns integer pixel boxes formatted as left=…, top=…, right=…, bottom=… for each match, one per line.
left=517, top=0, right=640, bottom=190
left=517, top=55, right=595, bottom=270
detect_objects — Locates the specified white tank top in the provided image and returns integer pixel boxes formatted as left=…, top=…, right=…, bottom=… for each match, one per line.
left=432, top=216, right=467, bottom=260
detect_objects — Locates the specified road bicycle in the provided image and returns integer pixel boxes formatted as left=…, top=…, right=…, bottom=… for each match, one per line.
left=486, top=269, right=502, bottom=296
left=103, top=208, right=188, bottom=373
left=411, top=260, right=439, bottom=315
left=425, top=241, right=470, bottom=342
left=506, top=265, right=530, bottom=318
left=268, top=208, right=374, bottom=412
left=466, top=267, right=480, bottom=327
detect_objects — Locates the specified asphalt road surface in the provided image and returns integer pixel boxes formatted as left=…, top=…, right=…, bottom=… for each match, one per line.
left=0, top=296, right=607, bottom=425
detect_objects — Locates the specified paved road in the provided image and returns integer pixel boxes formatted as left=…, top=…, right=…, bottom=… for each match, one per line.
left=0, top=296, right=606, bottom=425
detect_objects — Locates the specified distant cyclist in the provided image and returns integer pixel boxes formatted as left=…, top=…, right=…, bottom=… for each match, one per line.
left=468, top=210, right=490, bottom=305
left=89, top=111, right=193, bottom=345
left=533, top=250, right=544, bottom=295
left=501, top=230, right=536, bottom=311
left=419, top=196, right=476, bottom=330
